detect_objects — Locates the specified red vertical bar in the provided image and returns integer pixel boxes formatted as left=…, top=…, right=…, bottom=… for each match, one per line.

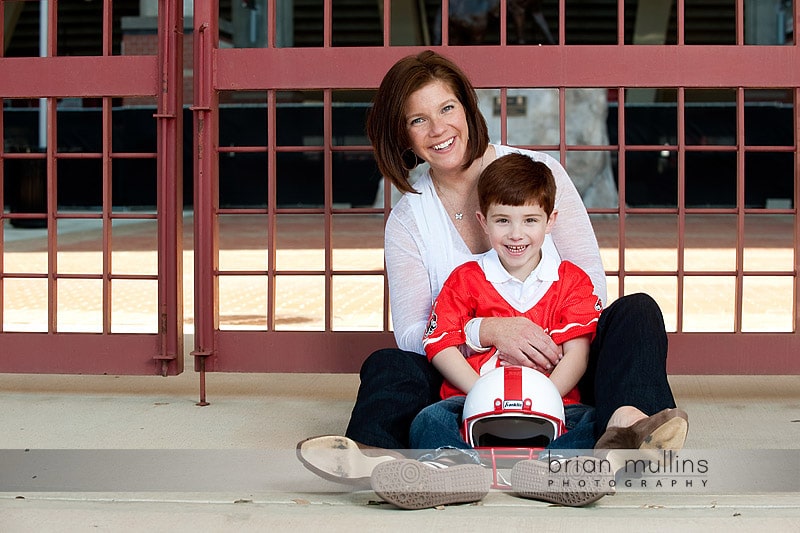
left=382, top=0, right=390, bottom=46
left=48, top=0, right=57, bottom=57
left=267, top=89, right=277, bottom=331
left=102, top=0, right=112, bottom=56
left=499, top=0, right=507, bottom=46
left=324, top=0, right=332, bottom=48
left=794, top=87, right=800, bottom=334
left=46, top=0, right=58, bottom=333
left=499, top=87, right=507, bottom=144
left=155, top=0, right=185, bottom=375
left=793, top=0, right=800, bottom=335
left=616, top=87, right=627, bottom=296
left=0, top=0, right=5, bottom=330
left=268, top=0, right=276, bottom=48
left=324, top=89, right=333, bottom=331
left=675, top=87, right=685, bottom=332
left=379, top=0, right=392, bottom=325
left=735, top=0, right=744, bottom=46
left=192, top=1, right=220, bottom=388
left=734, top=87, right=745, bottom=333
left=102, top=97, right=112, bottom=334
left=795, top=0, right=800, bottom=45
left=46, top=104, right=56, bottom=332
left=442, top=0, right=449, bottom=45
left=558, top=87, right=566, bottom=166
left=677, top=0, right=684, bottom=45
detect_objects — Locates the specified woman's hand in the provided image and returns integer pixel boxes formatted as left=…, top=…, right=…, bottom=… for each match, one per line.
left=480, top=316, right=562, bottom=371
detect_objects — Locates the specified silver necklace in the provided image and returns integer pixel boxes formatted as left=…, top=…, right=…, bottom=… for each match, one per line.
left=432, top=154, right=485, bottom=222
left=433, top=181, right=468, bottom=221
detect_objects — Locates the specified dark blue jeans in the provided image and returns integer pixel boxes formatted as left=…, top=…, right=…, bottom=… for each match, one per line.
left=345, top=293, right=676, bottom=449
left=409, top=396, right=597, bottom=460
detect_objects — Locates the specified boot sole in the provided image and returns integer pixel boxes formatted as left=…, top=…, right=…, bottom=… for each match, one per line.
left=296, top=435, right=403, bottom=488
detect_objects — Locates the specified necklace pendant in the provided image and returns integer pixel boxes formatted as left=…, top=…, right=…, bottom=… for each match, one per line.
left=454, top=212, right=463, bottom=220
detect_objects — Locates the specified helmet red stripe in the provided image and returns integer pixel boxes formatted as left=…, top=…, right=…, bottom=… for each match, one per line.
left=504, top=365, right=523, bottom=400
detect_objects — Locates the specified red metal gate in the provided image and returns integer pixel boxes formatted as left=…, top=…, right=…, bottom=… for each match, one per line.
left=0, top=0, right=183, bottom=375
left=191, top=0, right=800, bottom=395
left=4, top=1, right=796, bottom=383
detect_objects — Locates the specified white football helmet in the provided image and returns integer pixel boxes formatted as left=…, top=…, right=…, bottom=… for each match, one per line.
left=462, top=365, right=566, bottom=449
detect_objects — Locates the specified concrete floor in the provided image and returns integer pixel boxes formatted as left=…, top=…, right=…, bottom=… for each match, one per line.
left=0, top=366, right=798, bottom=532
left=1, top=216, right=798, bottom=531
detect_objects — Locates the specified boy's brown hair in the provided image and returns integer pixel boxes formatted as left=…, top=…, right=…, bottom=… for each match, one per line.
left=478, top=153, right=556, bottom=216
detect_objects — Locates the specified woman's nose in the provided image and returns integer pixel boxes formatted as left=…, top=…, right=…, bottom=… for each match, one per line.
left=428, top=116, right=445, bottom=136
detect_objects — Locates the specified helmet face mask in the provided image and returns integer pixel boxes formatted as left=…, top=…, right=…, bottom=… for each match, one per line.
left=468, top=414, right=561, bottom=448
left=462, top=366, right=566, bottom=450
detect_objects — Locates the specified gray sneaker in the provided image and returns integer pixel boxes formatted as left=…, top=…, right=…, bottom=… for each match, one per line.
left=510, top=456, right=614, bottom=507
left=370, top=458, right=491, bottom=510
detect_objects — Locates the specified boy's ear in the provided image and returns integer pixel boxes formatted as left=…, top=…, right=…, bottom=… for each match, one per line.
left=546, top=209, right=558, bottom=233
left=476, top=211, right=489, bottom=233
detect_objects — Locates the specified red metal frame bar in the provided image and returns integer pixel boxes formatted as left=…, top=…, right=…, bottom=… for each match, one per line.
left=155, top=0, right=185, bottom=376
left=216, top=46, right=800, bottom=91
left=191, top=2, right=219, bottom=402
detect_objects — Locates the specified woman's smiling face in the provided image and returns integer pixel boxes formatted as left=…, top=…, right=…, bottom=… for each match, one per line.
left=404, top=79, right=470, bottom=176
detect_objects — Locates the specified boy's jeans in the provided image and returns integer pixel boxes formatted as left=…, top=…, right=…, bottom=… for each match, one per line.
left=409, top=395, right=597, bottom=464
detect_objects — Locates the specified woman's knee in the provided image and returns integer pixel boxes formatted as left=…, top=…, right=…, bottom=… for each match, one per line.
left=361, top=348, right=425, bottom=379
left=359, top=348, right=441, bottom=397
left=603, top=292, right=665, bottom=330
left=609, top=292, right=658, bottom=315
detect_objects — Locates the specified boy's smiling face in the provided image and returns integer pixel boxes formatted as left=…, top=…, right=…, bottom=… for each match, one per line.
left=477, top=203, right=557, bottom=281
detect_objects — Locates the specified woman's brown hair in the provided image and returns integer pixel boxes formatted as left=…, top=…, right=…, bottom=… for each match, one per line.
left=366, top=50, right=490, bottom=194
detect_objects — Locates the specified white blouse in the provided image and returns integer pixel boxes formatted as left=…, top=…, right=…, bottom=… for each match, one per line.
left=385, top=144, right=607, bottom=355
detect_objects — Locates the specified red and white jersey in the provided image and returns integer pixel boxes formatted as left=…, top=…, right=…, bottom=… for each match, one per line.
left=423, top=258, right=602, bottom=402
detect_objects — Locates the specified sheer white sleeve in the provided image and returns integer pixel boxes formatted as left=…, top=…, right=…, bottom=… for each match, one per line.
left=544, top=153, right=608, bottom=304
left=384, top=207, right=435, bottom=355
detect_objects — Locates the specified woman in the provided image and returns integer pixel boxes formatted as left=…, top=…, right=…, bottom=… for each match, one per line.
left=297, top=50, right=687, bottom=500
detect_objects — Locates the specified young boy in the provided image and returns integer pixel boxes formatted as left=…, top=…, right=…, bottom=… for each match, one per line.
left=370, top=153, right=607, bottom=510
left=418, top=152, right=602, bottom=436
